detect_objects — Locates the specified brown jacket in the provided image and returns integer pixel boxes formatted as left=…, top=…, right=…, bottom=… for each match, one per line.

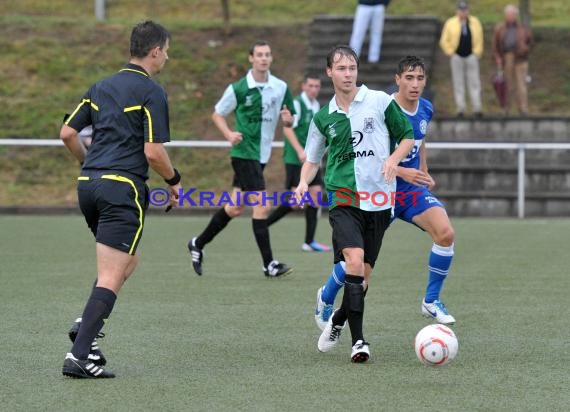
left=492, top=22, right=533, bottom=64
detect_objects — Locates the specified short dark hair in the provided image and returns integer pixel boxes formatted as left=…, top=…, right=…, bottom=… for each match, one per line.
left=396, top=55, right=426, bottom=75
left=130, top=20, right=170, bottom=58
left=303, top=73, right=321, bottom=82
left=326, top=45, right=359, bottom=69
left=249, top=40, right=271, bottom=55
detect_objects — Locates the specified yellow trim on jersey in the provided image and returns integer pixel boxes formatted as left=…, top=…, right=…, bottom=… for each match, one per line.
left=143, top=106, right=153, bottom=142
left=66, top=99, right=90, bottom=124
left=123, top=105, right=153, bottom=142
left=77, top=176, right=90, bottom=181
left=119, top=68, right=149, bottom=77
left=101, top=174, right=144, bottom=255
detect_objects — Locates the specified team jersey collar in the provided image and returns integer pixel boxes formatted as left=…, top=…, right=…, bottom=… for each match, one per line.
left=328, top=84, right=369, bottom=114
left=120, top=63, right=150, bottom=77
left=246, top=69, right=275, bottom=89
left=391, top=93, right=419, bottom=116
left=300, top=91, right=318, bottom=112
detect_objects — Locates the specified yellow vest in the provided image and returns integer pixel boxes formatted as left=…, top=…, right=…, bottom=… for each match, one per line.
left=439, top=15, right=484, bottom=58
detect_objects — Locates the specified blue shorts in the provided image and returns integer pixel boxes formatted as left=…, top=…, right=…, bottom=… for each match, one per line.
left=393, top=185, right=444, bottom=224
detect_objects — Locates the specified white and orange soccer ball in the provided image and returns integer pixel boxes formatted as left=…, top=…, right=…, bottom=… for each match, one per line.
left=414, top=324, right=458, bottom=366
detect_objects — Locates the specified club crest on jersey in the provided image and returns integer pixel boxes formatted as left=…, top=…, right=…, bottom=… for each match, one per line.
left=420, top=119, right=428, bottom=135
left=363, top=117, right=374, bottom=133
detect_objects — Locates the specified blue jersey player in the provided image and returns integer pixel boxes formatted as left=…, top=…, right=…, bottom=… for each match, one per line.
left=314, top=55, right=456, bottom=328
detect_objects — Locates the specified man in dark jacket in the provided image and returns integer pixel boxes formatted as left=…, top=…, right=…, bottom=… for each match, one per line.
left=492, top=4, right=533, bottom=115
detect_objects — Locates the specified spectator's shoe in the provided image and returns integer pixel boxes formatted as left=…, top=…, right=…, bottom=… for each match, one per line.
left=317, top=311, right=344, bottom=353
left=68, top=318, right=107, bottom=366
left=314, top=286, right=334, bottom=331
left=302, top=241, right=332, bottom=252
left=421, top=299, right=456, bottom=325
left=188, top=237, right=204, bottom=276
left=62, top=353, right=115, bottom=379
left=351, top=340, right=370, bottom=363
left=264, top=260, right=293, bottom=278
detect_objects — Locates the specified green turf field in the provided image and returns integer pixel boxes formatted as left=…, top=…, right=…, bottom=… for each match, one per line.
left=1, top=215, right=568, bottom=411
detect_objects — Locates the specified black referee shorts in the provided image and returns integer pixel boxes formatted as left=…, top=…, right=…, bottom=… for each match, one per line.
left=231, top=158, right=266, bottom=191
left=77, top=173, right=149, bottom=255
left=285, top=163, right=323, bottom=189
left=329, top=206, right=392, bottom=268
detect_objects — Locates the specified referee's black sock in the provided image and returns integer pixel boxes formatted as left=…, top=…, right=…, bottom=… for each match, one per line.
left=195, top=208, right=232, bottom=248
left=252, top=218, right=273, bottom=268
left=71, top=287, right=116, bottom=360
left=267, top=204, right=292, bottom=226
left=343, top=274, right=365, bottom=346
left=304, top=206, right=318, bottom=244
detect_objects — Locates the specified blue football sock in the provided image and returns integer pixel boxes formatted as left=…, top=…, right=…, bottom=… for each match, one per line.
left=424, top=243, right=454, bottom=303
left=321, top=261, right=346, bottom=305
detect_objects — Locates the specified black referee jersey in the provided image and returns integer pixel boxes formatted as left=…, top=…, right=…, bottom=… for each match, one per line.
left=65, top=63, right=170, bottom=180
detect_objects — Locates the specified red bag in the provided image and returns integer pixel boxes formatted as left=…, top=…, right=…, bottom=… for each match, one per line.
left=492, top=71, right=507, bottom=108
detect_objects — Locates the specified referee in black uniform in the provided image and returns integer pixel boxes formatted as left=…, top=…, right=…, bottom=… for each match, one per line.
left=60, top=20, right=181, bottom=379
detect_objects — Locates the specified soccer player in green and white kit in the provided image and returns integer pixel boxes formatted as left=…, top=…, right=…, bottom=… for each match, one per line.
left=295, top=45, right=414, bottom=362
left=188, top=41, right=296, bottom=278
left=267, top=73, right=331, bottom=252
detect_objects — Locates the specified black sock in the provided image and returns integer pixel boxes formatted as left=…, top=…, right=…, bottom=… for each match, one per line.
left=252, top=218, right=273, bottom=267
left=304, top=206, right=318, bottom=244
left=267, top=204, right=292, bottom=226
left=195, top=208, right=232, bottom=248
left=343, top=274, right=365, bottom=345
left=71, top=287, right=116, bottom=360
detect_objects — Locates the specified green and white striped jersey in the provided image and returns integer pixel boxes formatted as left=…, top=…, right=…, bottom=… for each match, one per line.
left=305, top=85, right=413, bottom=211
left=215, top=70, right=295, bottom=163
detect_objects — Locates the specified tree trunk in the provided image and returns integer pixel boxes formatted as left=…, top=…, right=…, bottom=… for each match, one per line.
left=221, top=0, right=232, bottom=35
left=520, top=0, right=531, bottom=26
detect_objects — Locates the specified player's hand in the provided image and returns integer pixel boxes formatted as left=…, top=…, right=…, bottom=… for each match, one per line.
left=294, top=181, right=309, bottom=208
left=225, top=131, right=243, bottom=145
left=167, top=183, right=182, bottom=211
left=399, top=168, right=433, bottom=188
left=383, top=157, right=399, bottom=183
left=296, top=148, right=307, bottom=163
left=280, top=105, right=293, bottom=128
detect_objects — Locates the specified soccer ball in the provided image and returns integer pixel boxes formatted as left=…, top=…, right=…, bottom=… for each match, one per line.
left=414, top=324, right=458, bottom=366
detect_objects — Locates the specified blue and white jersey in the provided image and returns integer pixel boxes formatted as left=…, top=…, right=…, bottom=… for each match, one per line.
left=396, top=96, right=433, bottom=172
left=391, top=96, right=444, bottom=223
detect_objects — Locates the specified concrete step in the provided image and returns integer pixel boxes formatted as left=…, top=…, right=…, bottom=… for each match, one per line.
left=426, top=152, right=570, bottom=167
left=436, top=195, right=569, bottom=217
left=307, top=15, right=440, bottom=104
left=431, top=170, right=570, bottom=192
left=429, top=118, right=570, bottom=141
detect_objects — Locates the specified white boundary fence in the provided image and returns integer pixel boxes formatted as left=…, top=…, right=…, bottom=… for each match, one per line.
left=2, top=139, right=570, bottom=218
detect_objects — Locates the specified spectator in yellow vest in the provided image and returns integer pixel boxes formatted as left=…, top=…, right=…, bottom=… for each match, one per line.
left=439, top=1, right=484, bottom=118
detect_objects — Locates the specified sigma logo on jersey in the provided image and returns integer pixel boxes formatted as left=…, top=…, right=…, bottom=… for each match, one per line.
left=262, top=97, right=278, bottom=113
left=350, top=131, right=363, bottom=147
left=336, top=149, right=375, bottom=163
left=419, top=119, right=428, bottom=135
left=245, top=95, right=253, bottom=106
